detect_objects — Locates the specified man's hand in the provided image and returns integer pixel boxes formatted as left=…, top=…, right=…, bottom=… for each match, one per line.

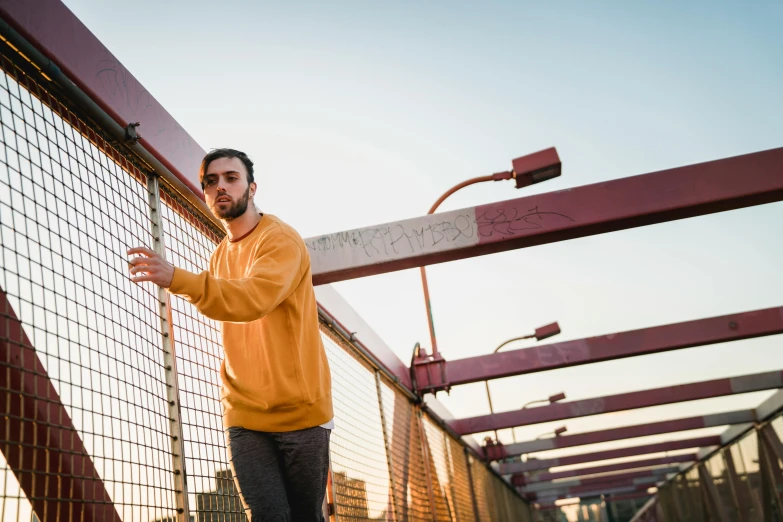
left=127, top=247, right=175, bottom=288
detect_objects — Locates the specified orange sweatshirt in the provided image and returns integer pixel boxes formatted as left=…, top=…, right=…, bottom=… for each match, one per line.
left=167, top=214, right=333, bottom=432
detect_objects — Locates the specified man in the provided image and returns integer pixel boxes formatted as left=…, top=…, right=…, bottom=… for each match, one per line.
left=128, top=148, right=333, bottom=521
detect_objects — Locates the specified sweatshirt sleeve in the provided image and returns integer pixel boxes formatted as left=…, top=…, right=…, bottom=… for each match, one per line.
left=167, top=232, right=304, bottom=323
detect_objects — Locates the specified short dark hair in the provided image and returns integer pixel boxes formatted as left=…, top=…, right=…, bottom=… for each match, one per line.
left=199, top=148, right=254, bottom=188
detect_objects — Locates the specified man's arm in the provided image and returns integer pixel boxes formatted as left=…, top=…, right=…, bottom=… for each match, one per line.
left=128, top=233, right=304, bottom=323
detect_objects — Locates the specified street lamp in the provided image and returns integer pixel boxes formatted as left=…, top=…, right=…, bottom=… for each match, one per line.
left=522, top=392, right=567, bottom=410
left=485, top=321, right=562, bottom=443
left=536, top=426, right=567, bottom=439
left=419, top=148, right=561, bottom=359
left=493, top=322, right=562, bottom=353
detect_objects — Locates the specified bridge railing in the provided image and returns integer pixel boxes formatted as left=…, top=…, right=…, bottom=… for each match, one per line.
left=0, top=16, right=531, bottom=522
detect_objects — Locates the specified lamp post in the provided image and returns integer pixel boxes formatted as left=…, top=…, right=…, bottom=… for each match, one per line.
left=419, top=148, right=561, bottom=360
left=485, top=321, right=562, bottom=443
left=522, top=392, right=567, bottom=410
left=536, top=426, right=568, bottom=439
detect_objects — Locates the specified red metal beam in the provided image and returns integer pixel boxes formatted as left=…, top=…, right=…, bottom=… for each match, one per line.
left=532, top=484, right=653, bottom=505
left=514, top=454, right=696, bottom=486
left=0, top=288, right=121, bottom=522
left=499, top=438, right=713, bottom=474
left=305, top=147, right=783, bottom=285
left=452, top=370, right=783, bottom=435
left=535, top=487, right=652, bottom=509
left=0, top=0, right=207, bottom=195
left=488, top=409, right=755, bottom=460
left=445, top=307, right=783, bottom=388
left=520, top=468, right=676, bottom=495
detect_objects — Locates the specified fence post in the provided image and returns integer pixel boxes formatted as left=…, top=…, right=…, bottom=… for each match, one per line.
left=464, top=447, right=482, bottom=522
left=722, top=447, right=753, bottom=522
left=146, top=173, right=191, bottom=522
left=698, top=463, right=730, bottom=522
left=325, top=455, right=340, bottom=522
left=758, top=425, right=783, bottom=519
left=376, top=371, right=400, bottom=522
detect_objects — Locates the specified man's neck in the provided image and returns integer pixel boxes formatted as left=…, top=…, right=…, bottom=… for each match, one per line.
left=224, top=210, right=263, bottom=241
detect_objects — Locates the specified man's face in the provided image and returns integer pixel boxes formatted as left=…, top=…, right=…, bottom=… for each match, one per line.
left=202, top=157, right=257, bottom=220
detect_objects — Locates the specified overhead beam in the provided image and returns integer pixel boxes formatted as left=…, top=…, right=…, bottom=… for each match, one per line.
left=532, top=484, right=654, bottom=504
left=529, top=475, right=664, bottom=500
left=520, top=467, right=678, bottom=494
left=445, top=307, right=783, bottom=387
left=536, top=489, right=653, bottom=510
left=514, top=454, right=696, bottom=486
left=306, top=147, right=783, bottom=285
left=490, top=409, right=755, bottom=460
left=535, top=487, right=653, bottom=509
left=500, top=438, right=715, bottom=474
left=452, top=370, right=783, bottom=435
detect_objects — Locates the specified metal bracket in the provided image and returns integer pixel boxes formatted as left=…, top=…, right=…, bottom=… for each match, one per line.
left=411, top=344, right=450, bottom=396
left=124, top=121, right=141, bottom=143
left=483, top=439, right=508, bottom=461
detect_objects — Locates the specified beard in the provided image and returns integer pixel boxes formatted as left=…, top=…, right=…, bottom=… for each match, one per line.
left=212, top=185, right=251, bottom=220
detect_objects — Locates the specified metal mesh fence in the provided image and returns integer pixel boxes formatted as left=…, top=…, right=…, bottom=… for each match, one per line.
left=704, top=450, right=739, bottom=522
left=160, top=189, right=244, bottom=522
left=646, top=411, right=783, bottom=522
left=0, top=51, right=178, bottom=521
left=446, top=435, right=476, bottom=522
left=0, top=29, right=534, bottom=522
left=471, top=457, right=499, bottom=522
left=379, top=380, right=432, bottom=521
left=422, top=416, right=455, bottom=520
left=320, top=329, right=393, bottom=520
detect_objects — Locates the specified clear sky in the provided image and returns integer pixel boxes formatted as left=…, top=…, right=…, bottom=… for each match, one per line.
left=61, top=0, right=783, bottom=450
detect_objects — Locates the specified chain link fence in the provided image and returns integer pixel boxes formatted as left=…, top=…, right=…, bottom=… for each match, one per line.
left=0, top=23, right=531, bottom=522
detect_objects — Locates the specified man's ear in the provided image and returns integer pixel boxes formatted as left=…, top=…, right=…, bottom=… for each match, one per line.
left=250, top=181, right=257, bottom=198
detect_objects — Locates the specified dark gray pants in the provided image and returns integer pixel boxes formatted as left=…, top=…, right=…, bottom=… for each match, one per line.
left=226, top=426, right=331, bottom=522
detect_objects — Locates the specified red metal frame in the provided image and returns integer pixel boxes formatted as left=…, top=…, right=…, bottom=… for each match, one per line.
left=499, top=438, right=714, bottom=475
left=307, top=147, right=783, bottom=285
left=520, top=468, right=676, bottom=495
left=443, top=307, right=783, bottom=389
left=487, top=409, right=755, bottom=460
left=513, top=454, right=696, bottom=487
left=517, top=468, right=677, bottom=500
left=534, top=487, right=652, bottom=509
left=0, top=289, right=121, bottom=522
left=533, top=485, right=653, bottom=505
left=0, top=0, right=207, bottom=196
left=452, top=370, right=783, bottom=435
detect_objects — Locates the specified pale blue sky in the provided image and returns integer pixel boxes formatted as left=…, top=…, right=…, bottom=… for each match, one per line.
left=62, top=0, right=783, bottom=447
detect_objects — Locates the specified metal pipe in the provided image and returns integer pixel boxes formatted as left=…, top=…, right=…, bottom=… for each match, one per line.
left=494, top=334, right=536, bottom=353
left=0, top=17, right=224, bottom=236
left=486, top=380, right=499, bottom=442
left=420, top=172, right=513, bottom=357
